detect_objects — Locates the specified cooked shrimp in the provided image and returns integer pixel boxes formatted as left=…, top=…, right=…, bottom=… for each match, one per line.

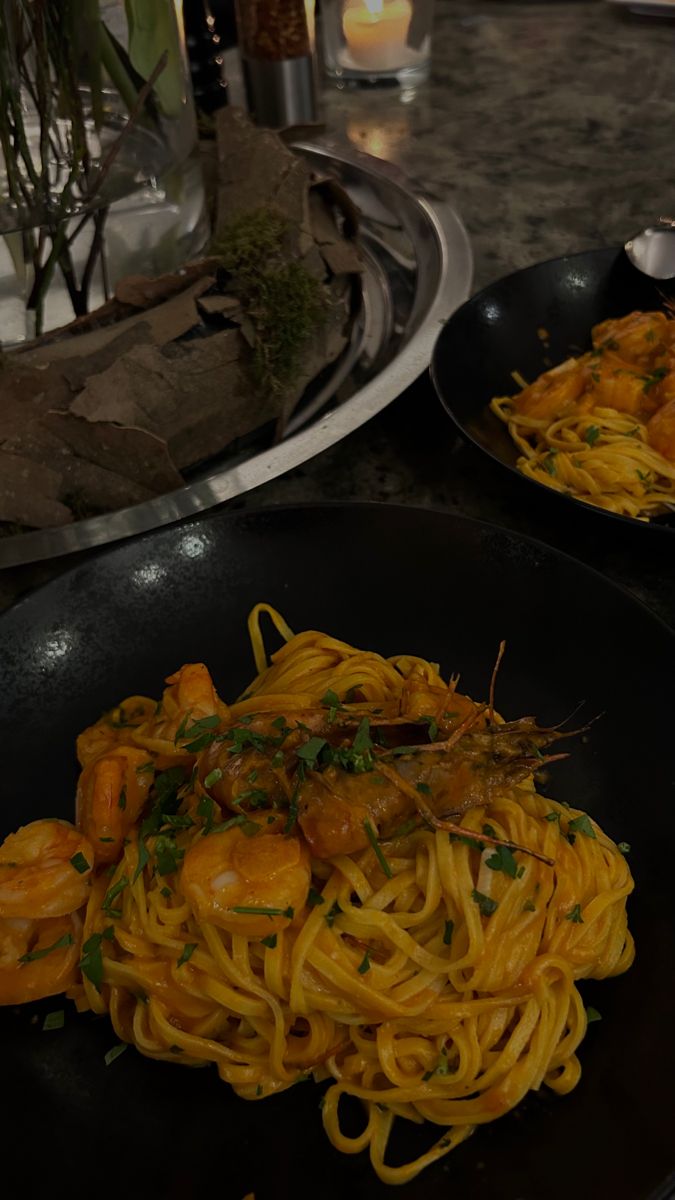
left=512, top=357, right=587, bottom=421
left=0, top=819, right=94, bottom=918
left=76, top=746, right=154, bottom=864
left=76, top=697, right=158, bottom=767
left=298, top=767, right=408, bottom=858
left=648, top=396, right=675, bottom=461
left=181, top=815, right=310, bottom=936
left=592, top=310, right=669, bottom=366
left=132, top=663, right=229, bottom=759
left=0, top=912, right=81, bottom=1005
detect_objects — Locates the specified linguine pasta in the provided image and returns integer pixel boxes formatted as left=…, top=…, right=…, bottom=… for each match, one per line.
left=490, top=309, right=675, bottom=520
left=0, top=606, right=635, bottom=1184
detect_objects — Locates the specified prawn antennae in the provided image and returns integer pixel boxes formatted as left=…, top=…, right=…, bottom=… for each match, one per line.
left=488, top=640, right=506, bottom=725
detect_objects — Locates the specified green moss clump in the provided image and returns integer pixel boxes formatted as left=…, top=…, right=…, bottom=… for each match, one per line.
left=210, top=208, right=325, bottom=394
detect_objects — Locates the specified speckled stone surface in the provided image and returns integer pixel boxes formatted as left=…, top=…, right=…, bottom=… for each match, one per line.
left=3, top=0, right=675, bottom=623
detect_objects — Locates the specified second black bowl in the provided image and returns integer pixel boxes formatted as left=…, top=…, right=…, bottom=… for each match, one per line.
left=430, top=246, right=675, bottom=534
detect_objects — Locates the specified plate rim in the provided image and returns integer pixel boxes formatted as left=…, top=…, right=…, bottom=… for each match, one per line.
left=4, top=500, right=674, bottom=646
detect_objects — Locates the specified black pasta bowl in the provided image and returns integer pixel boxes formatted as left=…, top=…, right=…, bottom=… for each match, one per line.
left=430, top=246, right=675, bottom=533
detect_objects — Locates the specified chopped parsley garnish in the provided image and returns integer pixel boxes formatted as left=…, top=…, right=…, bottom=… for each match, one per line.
left=241, top=820, right=260, bottom=838
left=104, top=1043, right=128, bottom=1066
left=586, top=1006, right=602, bottom=1023
left=543, top=453, right=557, bottom=476
left=307, top=887, right=325, bottom=907
left=118, top=785, right=127, bottom=811
left=231, top=905, right=294, bottom=918
left=450, top=832, right=485, bottom=852
left=234, top=787, right=269, bottom=810
left=357, top=949, right=371, bottom=974
left=443, top=919, right=454, bottom=946
left=617, top=842, right=631, bottom=855
left=388, top=817, right=419, bottom=839
left=42, top=1010, right=65, bottom=1031
left=176, top=713, right=221, bottom=753
left=19, top=932, right=74, bottom=964
left=69, top=851, right=91, bottom=875
left=435, top=1048, right=450, bottom=1076
left=566, top=904, right=584, bottom=923
left=79, top=926, right=115, bottom=990
left=197, top=793, right=215, bottom=834
left=284, top=770, right=303, bottom=835
left=154, top=835, right=184, bottom=877
left=161, top=886, right=172, bottom=898
left=567, top=814, right=596, bottom=839
left=642, top=366, right=667, bottom=393
left=584, top=425, right=600, bottom=446
left=177, top=943, right=197, bottom=967
left=321, top=689, right=345, bottom=723
left=271, top=750, right=284, bottom=768
left=485, top=844, right=518, bottom=878
left=101, top=875, right=128, bottom=917
left=420, top=715, right=438, bottom=742
left=136, top=760, right=155, bottom=775
left=471, top=889, right=498, bottom=917
left=132, top=838, right=150, bottom=884
left=545, top=811, right=561, bottom=823
left=363, top=820, right=393, bottom=879
left=204, top=767, right=223, bottom=789
left=416, top=782, right=431, bottom=795
left=162, top=813, right=194, bottom=829
left=325, top=901, right=342, bottom=928
left=210, top=814, right=248, bottom=834
left=261, top=934, right=278, bottom=949
left=295, top=736, right=328, bottom=768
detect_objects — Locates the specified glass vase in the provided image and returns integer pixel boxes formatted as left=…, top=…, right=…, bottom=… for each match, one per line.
left=0, top=0, right=209, bottom=344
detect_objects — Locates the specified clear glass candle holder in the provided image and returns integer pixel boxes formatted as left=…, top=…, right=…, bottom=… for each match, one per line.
left=320, top=0, right=433, bottom=87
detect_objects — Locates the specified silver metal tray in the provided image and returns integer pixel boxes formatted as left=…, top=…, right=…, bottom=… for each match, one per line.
left=0, top=142, right=472, bottom=568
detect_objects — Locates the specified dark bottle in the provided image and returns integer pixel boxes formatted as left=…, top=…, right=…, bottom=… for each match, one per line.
left=182, top=0, right=236, bottom=114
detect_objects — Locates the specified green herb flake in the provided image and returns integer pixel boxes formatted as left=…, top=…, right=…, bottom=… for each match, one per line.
left=443, top=919, right=454, bottom=947
left=295, top=736, right=328, bottom=768
left=435, top=1048, right=450, bottom=1076
left=261, top=934, right=278, bottom=949
left=19, top=932, right=74, bottom=965
left=197, top=793, right=216, bottom=834
left=177, top=943, right=198, bottom=967
left=545, top=811, right=561, bottom=823
left=101, top=875, right=128, bottom=917
left=471, top=889, right=498, bottom=918
left=485, top=844, right=518, bottom=878
left=584, top=425, right=601, bottom=446
left=642, top=366, right=667, bottom=393
left=421, top=715, right=439, bottom=742
left=204, top=767, right=223, bottom=789
left=566, top=904, right=584, bottom=924
left=231, top=905, right=294, bottom=918
left=104, top=1043, right=128, bottom=1067
left=256, top=1084, right=263, bottom=1097
left=363, top=820, right=393, bottom=880
left=325, top=900, right=342, bottom=928
left=586, top=1005, right=602, bottom=1023
left=617, top=842, right=631, bottom=855
left=42, top=1010, right=65, bottom=1031
left=422, top=1070, right=434, bottom=1081
left=118, top=785, right=127, bottom=811
left=567, top=813, right=596, bottom=839
left=357, top=949, right=371, bottom=974
left=79, top=926, right=115, bottom=991
left=271, top=750, right=284, bottom=768
left=543, top=453, right=557, bottom=476
left=523, top=899, right=536, bottom=912
left=161, top=886, right=172, bottom=898
left=99, top=837, right=115, bottom=843
left=307, top=887, right=325, bottom=908
left=416, top=782, right=431, bottom=795
left=136, top=760, right=155, bottom=775
left=69, top=851, right=91, bottom=875
left=154, top=835, right=184, bottom=877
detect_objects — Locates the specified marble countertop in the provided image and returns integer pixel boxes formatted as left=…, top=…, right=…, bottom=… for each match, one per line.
left=3, top=0, right=675, bottom=624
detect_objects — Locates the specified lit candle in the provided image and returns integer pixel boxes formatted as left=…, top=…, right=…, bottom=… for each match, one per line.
left=342, top=0, right=413, bottom=71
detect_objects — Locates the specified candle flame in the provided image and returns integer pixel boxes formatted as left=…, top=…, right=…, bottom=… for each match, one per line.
left=363, top=0, right=384, bottom=13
